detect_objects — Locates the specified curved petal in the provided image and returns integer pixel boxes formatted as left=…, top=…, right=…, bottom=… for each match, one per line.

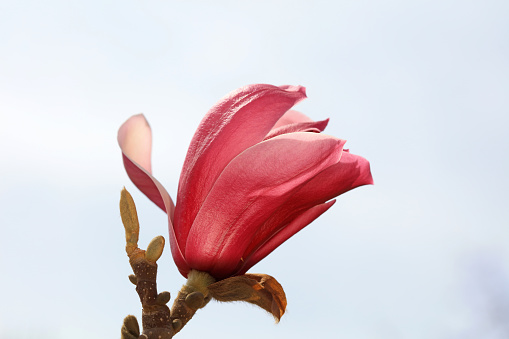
left=235, top=200, right=336, bottom=275
left=252, top=151, right=372, bottom=250
left=264, top=118, right=329, bottom=140
left=291, top=151, right=374, bottom=202
left=184, top=132, right=345, bottom=279
left=118, top=114, right=189, bottom=274
left=118, top=114, right=175, bottom=216
left=239, top=151, right=372, bottom=262
left=174, top=84, right=307, bottom=254
left=272, top=110, right=314, bottom=129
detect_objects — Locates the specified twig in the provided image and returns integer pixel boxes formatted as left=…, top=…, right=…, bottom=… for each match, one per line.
left=119, top=188, right=211, bottom=339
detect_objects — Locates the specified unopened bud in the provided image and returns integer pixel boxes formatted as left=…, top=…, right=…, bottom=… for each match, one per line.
left=185, top=291, right=205, bottom=310
left=172, top=319, right=182, bottom=332
left=128, top=274, right=137, bottom=285
left=120, top=188, right=140, bottom=254
left=156, top=291, right=171, bottom=305
left=145, top=235, right=165, bottom=263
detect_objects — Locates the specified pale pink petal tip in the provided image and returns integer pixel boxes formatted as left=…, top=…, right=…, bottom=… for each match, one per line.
left=118, top=114, right=152, bottom=173
left=117, top=114, right=176, bottom=216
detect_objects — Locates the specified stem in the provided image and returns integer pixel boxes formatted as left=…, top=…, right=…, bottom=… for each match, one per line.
left=170, top=270, right=216, bottom=335
left=123, top=248, right=176, bottom=338
left=119, top=188, right=215, bottom=338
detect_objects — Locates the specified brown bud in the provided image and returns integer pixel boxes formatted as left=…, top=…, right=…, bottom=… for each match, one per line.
left=156, top=291, right=171, bottom=305
left=128, top=274, right=137, bottom=285
left=145, top=236, right=165, bottom=263
left=120, top=188, right=140, bottom=255
left=185, top=291, right=205, bottom=310
left=172, top=319, right=182, bottom=332
left=121, top=315, right=140, bottom=339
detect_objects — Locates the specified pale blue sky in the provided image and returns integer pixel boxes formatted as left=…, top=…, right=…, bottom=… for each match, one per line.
left=1, top=1, right=508, bottom=338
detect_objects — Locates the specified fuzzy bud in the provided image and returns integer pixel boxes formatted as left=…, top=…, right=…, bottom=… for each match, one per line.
left=145, top=236, right=165, bottom=263
left=120, top=188, right=140, bottom=255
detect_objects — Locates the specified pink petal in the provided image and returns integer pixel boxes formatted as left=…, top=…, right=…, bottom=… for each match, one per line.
left=118, top=114, right=189, bottom=274
left=263, top=118, right=329, bottom=140
left=184, top=132, right=345, bottom=279
left=241, top=151, right=372, bottom=260
left=174, top=84, right=307, bottom=254
left=118, top=114, right=173, bottom=214
left=235, top=200, right=336, bottom=275
left=272, top=110, right=314, bottom=129
left=291, top=151, right=374, bottom=203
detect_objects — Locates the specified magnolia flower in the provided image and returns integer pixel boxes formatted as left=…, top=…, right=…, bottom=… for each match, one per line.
left=118, top=84, right=372, bottom=281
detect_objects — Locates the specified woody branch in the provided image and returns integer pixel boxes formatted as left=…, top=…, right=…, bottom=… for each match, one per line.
left=119, top=188, right=212, bottom=339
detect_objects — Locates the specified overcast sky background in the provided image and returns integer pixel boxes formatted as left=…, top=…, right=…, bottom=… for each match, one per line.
left=1, top=1, right=508, bottom=338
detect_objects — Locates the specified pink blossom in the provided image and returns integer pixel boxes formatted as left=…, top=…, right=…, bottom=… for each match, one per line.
left=118, top=84, right=373, bottom=280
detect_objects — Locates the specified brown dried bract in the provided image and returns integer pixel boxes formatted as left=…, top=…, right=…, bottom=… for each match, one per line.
left=208, top=273, right=287, bottom=321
